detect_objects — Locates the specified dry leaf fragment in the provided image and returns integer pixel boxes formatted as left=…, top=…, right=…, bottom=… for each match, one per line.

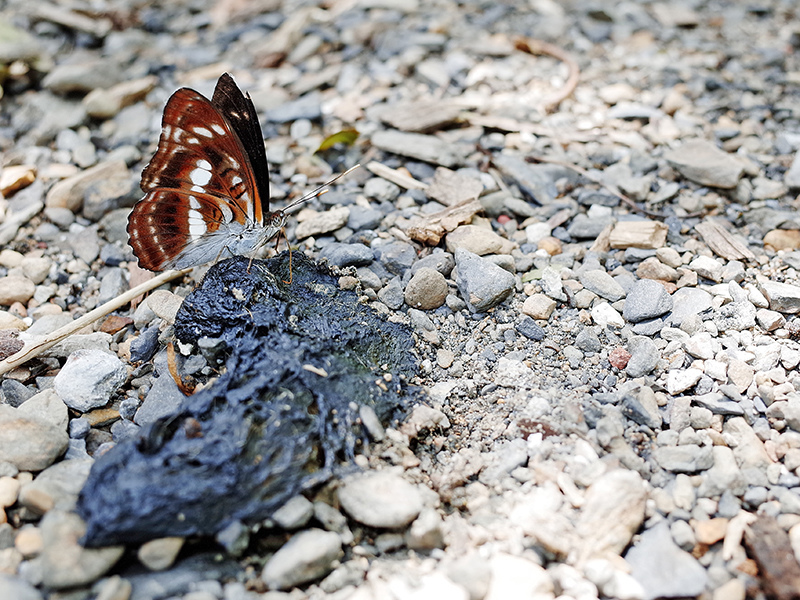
left=695, top=219, right=756, bottom=261
left=405, top=199, right=482, bottom=245
left=609, top=220, right=668, bottom=249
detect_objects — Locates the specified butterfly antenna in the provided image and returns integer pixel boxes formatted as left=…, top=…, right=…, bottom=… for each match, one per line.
left=282, top=164, right=360, bottom=214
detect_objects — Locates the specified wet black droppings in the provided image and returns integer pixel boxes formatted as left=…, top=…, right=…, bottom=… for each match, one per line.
left=78, top=253, right=419, bottom=546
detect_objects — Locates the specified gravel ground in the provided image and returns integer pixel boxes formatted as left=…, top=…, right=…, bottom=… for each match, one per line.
left=0, top=0, right=799, bottom=599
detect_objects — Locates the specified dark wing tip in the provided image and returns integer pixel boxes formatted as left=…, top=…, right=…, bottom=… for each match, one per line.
left=212, top=73, right=245, bottom=109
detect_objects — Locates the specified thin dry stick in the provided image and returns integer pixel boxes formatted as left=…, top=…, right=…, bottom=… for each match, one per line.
left=529, top=154, right=648, bottom=214
left=527, top=154, right=695, bottom=220
left=0, top=268, right=190, bottom=376
left=513, top=37, right=580, bottom=113
left=366, top=161, right=428, bottom=191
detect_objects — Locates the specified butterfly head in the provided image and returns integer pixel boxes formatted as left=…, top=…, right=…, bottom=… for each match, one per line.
left=268, top=210, right=287, bottom=231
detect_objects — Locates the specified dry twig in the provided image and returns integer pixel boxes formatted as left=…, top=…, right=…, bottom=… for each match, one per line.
left=366, top=161, right=428, bottom=190
left=695, top=219, right=756, bottom=261
left=513, top=37, right=580, bottom=113
left=526, top=155, right=705, bottom=220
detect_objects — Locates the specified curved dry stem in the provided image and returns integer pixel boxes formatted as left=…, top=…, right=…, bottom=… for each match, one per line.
left=514, top=36, right=580, bottom=114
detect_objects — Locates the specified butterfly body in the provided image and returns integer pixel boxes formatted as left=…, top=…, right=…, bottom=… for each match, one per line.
left=128, top=74, right=283, bottom=272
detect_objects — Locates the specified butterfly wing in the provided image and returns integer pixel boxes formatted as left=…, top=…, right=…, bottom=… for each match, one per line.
left=128, top=188, right=258, bottom=270
left=211, top=73, right=270, bottom=221
left=130, top=75, right=269, bottom=271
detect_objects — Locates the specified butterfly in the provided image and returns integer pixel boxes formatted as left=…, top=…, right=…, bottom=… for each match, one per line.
left=127, top=73, right=355, bottom=272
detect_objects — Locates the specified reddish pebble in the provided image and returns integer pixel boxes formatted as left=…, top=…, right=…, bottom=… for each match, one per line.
left=609, top=347, right=632, bottom=369
left=497, top=214, right=512, bottom=224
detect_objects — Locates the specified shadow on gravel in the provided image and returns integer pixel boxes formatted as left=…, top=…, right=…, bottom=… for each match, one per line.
left=77, top=252, right=418, bottom=546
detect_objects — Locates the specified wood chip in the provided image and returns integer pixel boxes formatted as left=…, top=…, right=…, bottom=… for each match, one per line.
left=99, top=315, right=134, bottom=335
left=426, top=167, right=483, bottom=207
left=695, top=219, right=756, bottom=261
left=0, top=165, right=36, bottom=197
left=609, top=220, right=668, bottom=249
left=373, top=100, right=463, bottom=133
left=744, top=514, right=800, bottom=600
left=546, top=208, right=573, bottom=229
left=365, top=162, right=428, bottom=191
left=589, top=223, right=615, bottom=253
left=84, top=407, right=121, bottom=428
left=405, top=199, right=482, bottom=245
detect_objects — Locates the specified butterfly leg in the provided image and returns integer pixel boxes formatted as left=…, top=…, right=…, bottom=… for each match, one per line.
left=277, top=227, right=293, bottom=285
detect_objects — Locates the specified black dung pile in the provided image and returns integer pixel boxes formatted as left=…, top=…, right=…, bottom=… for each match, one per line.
left=77, top=253, right=418, bottom=546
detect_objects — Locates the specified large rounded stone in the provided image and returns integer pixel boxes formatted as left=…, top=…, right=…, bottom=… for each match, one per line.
left=404, top=267, right=448, bottom=310
left=338, top=471, right=423, bottom=528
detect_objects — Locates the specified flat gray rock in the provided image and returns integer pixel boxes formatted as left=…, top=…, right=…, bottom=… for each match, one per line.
left=18, top=459, right=93, bottom=513
left=371, top=129, right=465, bottom=168
left=454, top=248, right=515, bottom=312
left=623, top=279, right=673, bottom=323
left=264, top=91, right=323, bottom=122
left=0, top=404, right=68, bottom=472
left=664, top=139, right=743, bottom=189
left=579, top=269, right=626, bottom=302
left=653, top=444, right=714, bottom=472
left=411, top=251, right=454, bottom=277
left=692, top=392, right=745, bottom=415
left=318, top=242, right=375, bottom=268
left=376, top=240, right=417, bottom=275
left=347, top=206, right=384, bottom=231
left=364, top=177, right=401, bottom=203
left=626, top=521, right=708, bottom=600
left=625, top=336, right=660, bottom=377
left=53, top=349, right=126, bottom=412
left=39, top=510, right=124, bottom=589
left=620, top=384, right=662, bottom=430
left=42, top=59, right=124, bottom=94
left=377, top=276, right=405, bottom=310
left=567, top=213, right=615, bottom=239
left=666, top=287, right=713, bottom=326
left=493, top=154, right=577, bottom=205
left=575, top=328, right=602, bottom=353
left=134, top=356, right=186, bottom=426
